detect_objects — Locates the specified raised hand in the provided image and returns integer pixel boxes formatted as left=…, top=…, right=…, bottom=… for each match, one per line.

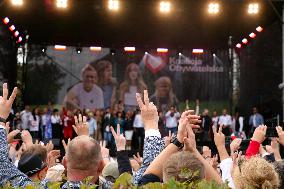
left=62, top=138, right=71, bottom=153
left=100, top=141, right=110, bottom=161
left=133, top=152, right=142, bottom=166
left=251, top=125, right=267, bottom=144
left=276, top=126, right=284, bottom=145
left=73, top=114, right=89, bottom=136
left=47, top=150, right=61, bottom=168
left=213, top=125, right=225, bottom=148
left=164, top=130, right=173, bottom=147
left=136, top=90, right=158, bottom=130
left=183, top=126, right=196, bottom=152
left=202, top=146, right=212, bottom=158
left=177, top=110, right=200, bottom=143
left=111, top=124, right=126, bottom=151
left=230, top=138, right=242, bottom=153
left=7, top=128, right=20, bottom=144
left=45, top=140, right=54, bottom=153
left=0, top=83, right=17, bottom=120
left=21, top=130, right=33, bottom=147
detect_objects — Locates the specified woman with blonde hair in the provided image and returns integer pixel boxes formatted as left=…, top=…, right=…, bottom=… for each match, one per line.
left=232, top=156, right=280, bottom=189
left=91, top=59, right=117, bottom=109
left=150, top=76, right=178, bottom=113
left=119, top=63, right=147, bottom=111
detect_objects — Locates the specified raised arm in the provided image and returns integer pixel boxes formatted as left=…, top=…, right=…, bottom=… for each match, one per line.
left=0, top=83, right=32, bottom=187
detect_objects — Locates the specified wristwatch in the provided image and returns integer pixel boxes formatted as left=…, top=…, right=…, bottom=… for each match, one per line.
left=0, top=117, right=6, bottom=124
left=170, top=136, right=184, bottom=149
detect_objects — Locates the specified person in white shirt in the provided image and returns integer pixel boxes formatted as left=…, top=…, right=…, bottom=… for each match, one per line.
left=29, top=107, right=40, bottom=140
left=87, top=111, right=97, bottom=139
left=212, top=110, right=219, bottom=128
left=64, top=64, right=104, bottom=111
left=218, top=109, right=232, bottom=136
left=20, top=105, right=32, bottom=130
left=165, top=106, right=180, bottom=134
left=133, top=110, right=144, bottom=150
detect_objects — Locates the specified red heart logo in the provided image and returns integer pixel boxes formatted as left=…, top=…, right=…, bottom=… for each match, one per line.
left=144, top=54, right=167, bottom=74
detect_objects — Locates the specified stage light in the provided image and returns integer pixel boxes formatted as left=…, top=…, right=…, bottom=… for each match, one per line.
left=248, top=3, right=259, bottom=14
left=124, top=47, right=135, bottom=52
left=256, top=26, right=263, bottom=32
left=236, top=43, right=242, bottom=48
left=9, top=25, right=15, bottom=31
left=157, top=48, right=168, bottom=53
left=14, top=31, right=19, bottom=37
left=17, top=36, right=22, bottom=43
left=108, top=0, right=119, bottom=11
left=213, top=53, right=216, bottom=57
left=192, top=49, right=204, bottom=54
left=145, top=52, right=148, bottom=55
left=11, top=0, right=23, bottom=6
left=3, top=17, right=9, bottom=24
left=160, top=1, right=171, bottom=13
left=76, top=47, right=82, bottom=54
left=54, top=45, right=66, bottom=50
left=56, top=0, right=68, bottom=8
left=242, top=38, right=248, bottom=44
left=178, top=52, right=182, bottom=56
left=208, top=3, right=219, bottom=14
left=249, top=32, right=256, bottom=38
left=90, top=46, right=102, bottom=51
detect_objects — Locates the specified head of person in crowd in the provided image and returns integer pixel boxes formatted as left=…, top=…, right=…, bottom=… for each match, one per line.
left=101, top=162, right=119, bottom=183
left=120, top=63, right=147, bottom=94
left=117, top=111, right=123, bottom=119
left=212, top=110, right=218, bottom=117
left=25, top=105, right=30, bottom=112
left=232, top=156, right=280, bottom=189
left=18, top=144, right=48, bottom=180
left=203, top=109, right=209, bottom=116
left=32, top=107, right=40, bottom=120
left=253, top=107, right=259, bottom=115
left=91, top=59, right=116, bottom=86
left=80, top=64, right=98, bottom=92
left=163, top=151, right=205, bottom=182
left=53, top=109, right=59, bottom=116
left=63, top=135, right=104, bottom=184
left=222, top=109, right=228, bottom=116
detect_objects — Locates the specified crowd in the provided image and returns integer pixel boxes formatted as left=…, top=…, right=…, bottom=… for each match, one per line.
left=1, top=83, right=284, bottom=189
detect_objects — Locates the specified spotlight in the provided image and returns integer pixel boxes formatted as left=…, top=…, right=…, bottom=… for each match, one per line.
left=90, top=46, right=102, bottom=51
left=17, top=36, right=22, bottom=43
left=236, top=43, right=242, bottom=48
left=157, top=48, right=168, bottom=53
left=192, top=49, right=204, bottom=54
left=213, top=53, right=216, bottom=57
left=11, top=0, right=23, bottom=6
left=178, top=52, right=182, bottom=56
left=248, top=3, right=259, bottom=14
left=242, top=38, right=248, bottom=44
left=9, top=25, right=15, bottom=32
left=208, top=3, right=219, bottom=14
left=249, top=32, right=256, bottom=38
left=160, top=1, right=171, bottom=13
left=256, top=26, right=263, bottom=32
left=54, top=45, right=66, bottom=50
left=108, top=0, right=119, bottom=11
left=124, top=47, right=135, bottom=52
left=3, top=17, right=9, bottom=24
left=110, top=49, right=116, bottom=55
left=76, top=47, right=82, bottom=54
left=145, top=52, right=148, bottom=55
left=14, top=31, right=19, bottom=37
left=56, top=0, right=68, bottom=8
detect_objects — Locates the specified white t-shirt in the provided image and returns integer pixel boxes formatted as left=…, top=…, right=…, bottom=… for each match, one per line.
left=51, top=115, right=61, bottom=124
left=220, top=158, right=235, bottom=189
left=124, top=86, right=138, bottom=106
left=20, top=110, right=32, bottom=130
left=29, top=115, right=40, bottom=132
left=70, top=83, right=104, bottom=110
left=133, top=114, right=144, bottom=128
left=165, top=111, right=180, bottom=128
left=218, top=115, right=232, bottom=126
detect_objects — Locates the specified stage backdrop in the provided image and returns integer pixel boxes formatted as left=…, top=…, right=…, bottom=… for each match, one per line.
left=24, top=45, right=230, bottom=112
